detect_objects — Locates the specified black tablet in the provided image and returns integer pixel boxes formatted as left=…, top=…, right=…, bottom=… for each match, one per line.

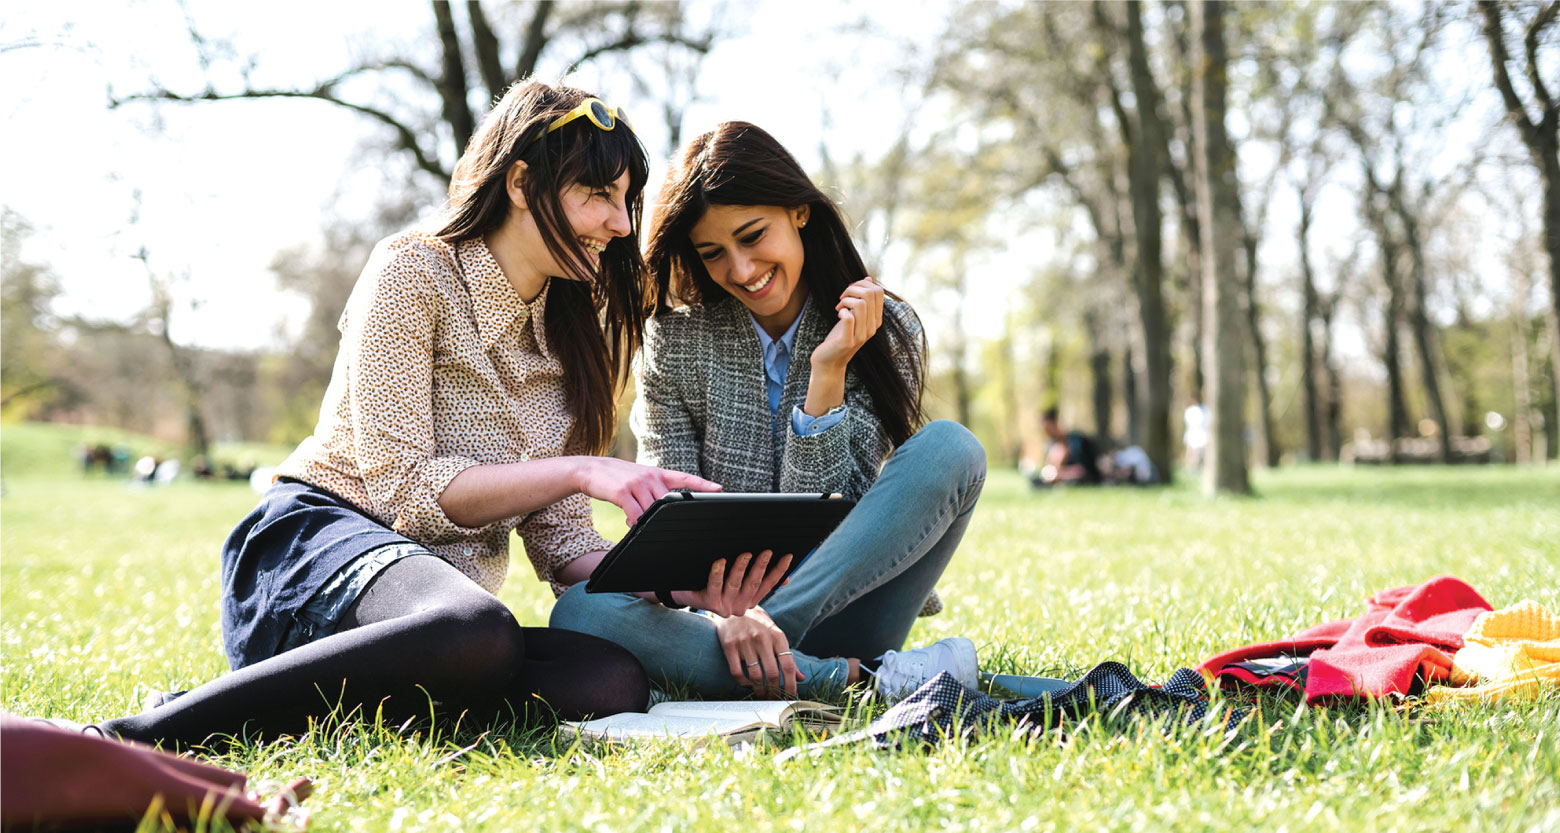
left=585, top=491, right=856, bottom=596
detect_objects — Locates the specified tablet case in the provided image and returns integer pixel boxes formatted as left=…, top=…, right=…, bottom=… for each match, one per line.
left=585, top=492, right=855, bottom=595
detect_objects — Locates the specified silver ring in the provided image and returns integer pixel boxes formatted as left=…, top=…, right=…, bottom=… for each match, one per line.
left=776, top=651, right=794, bottom=657
left=745, top=660, right=761, bottom=667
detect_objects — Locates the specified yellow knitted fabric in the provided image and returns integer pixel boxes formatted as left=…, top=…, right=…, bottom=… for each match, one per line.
left=1429, top=600, right=1560, bottom=702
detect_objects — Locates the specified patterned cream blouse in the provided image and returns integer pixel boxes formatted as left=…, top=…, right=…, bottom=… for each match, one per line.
left=276, top=229, right=611, bottom=596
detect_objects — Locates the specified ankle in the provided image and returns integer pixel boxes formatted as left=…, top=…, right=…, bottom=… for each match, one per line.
left=846, top=657, right=862, bottom=685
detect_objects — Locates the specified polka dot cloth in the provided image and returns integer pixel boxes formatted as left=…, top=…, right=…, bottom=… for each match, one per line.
left=277, top=230, right=612, bottom=597
left=786, top=661, right=1245, bottom=755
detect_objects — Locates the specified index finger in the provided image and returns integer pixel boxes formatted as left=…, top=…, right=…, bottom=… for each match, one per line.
left=659, top=470, right=723, bottom=493
left=754, top=553, right=793, bottom=602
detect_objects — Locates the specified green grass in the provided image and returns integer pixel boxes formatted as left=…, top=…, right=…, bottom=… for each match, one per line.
left=3, top=421, right=1559, bottom=832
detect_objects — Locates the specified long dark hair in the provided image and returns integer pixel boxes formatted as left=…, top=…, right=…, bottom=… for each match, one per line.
left=437, top=80, right=650, bottom=455
left=644, top=121, right=925, bottom=446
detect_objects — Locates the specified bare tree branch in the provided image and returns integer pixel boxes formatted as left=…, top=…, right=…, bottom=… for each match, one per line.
left=433, top=0, right=474, bottom=152
left=1525, top=0, right=1558, bottom=114
left=516, top=0, right=557, bottom=80
left=466, top=0, right=506, bottom=101
left=114, top=86, right=449, bottom=181
left=1479, top=0, right=1543, bottom=146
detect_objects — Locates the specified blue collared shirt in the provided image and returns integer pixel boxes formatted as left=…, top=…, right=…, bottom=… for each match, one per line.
left=749, top=311, right=847, bottom=437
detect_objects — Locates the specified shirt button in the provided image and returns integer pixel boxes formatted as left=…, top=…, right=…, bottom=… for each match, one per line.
left=463, top=545, right=473, bottom=556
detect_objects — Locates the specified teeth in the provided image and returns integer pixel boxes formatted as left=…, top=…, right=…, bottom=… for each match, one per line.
left=742, top=268, right=775, bottom=293
left=581, top=238, right=607, bottom=254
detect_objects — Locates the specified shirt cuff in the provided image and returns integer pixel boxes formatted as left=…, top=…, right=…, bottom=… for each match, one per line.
left=790, top=404, right=847, bottom=436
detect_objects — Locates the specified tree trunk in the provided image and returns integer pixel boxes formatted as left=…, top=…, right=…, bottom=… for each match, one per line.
left=1298, top=194, right=1323, bottom=461
left=1192, top=0, right=1249, bottom=495
left=1394, top=188, right=1452, bottom=461
left=1125, top=1, right=1174, bottom=484
left=1364, top=184, right=1411, bottom=458
left=1478, top=0, right=1560, bottom=447
left=1543, top=154, right=1560, bottom=421
left=1320, top=294, right=1344, bottom=461
left=1086, top=308, right=1113, bottom=445
left=1125, top=342, right=1141, bottom=446
left=1512, top=300, right=1534, bottom=464
left=1243, top=227, right=1280, bottom=467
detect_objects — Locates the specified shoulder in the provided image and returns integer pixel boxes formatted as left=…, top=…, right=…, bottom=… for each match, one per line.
left=884, top=295, right=921, bottom=334
left=645, top=297, right=739, bottom=349
left=367, top=230, right=458, bottom=290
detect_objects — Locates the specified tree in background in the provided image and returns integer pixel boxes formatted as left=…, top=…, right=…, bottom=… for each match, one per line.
left=1479, top=0, right=1560, bottom=424
left=1, top=210, right=71, bottom=418
left=105, top=1, right=734, bottom=450
left=1192, top=0, right=1249, bottom=495
left=114, top=1, right=725, bottom=185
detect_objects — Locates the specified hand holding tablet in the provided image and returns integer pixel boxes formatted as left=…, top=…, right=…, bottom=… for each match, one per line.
left=586, top=492, right=856, bottom=614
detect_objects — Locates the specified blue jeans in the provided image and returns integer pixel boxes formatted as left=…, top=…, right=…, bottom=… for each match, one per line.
left=549, top=420, right=986, bottom=697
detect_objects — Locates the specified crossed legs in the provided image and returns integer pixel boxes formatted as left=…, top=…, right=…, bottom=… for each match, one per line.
left=101, top=555, right=647, bottom=748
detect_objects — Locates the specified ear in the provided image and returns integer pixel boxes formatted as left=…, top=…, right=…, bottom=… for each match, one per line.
left=505, top=161, right=529, bottom=211
left=792, top=205, right=810, bottom=228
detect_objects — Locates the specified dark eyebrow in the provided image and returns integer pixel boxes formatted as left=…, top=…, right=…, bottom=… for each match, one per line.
left=693, top=217, right=765, bottom=250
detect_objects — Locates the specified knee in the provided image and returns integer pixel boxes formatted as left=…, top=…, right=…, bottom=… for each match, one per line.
left=428, top=593, right=527, bottom=676
left=579, top=634, right=651, bottom=715
left=914, top=420, right=987, bottom=481
left=548, top=583, right=596, bottom=634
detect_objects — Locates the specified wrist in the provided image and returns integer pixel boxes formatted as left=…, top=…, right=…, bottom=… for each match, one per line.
left=564, top=456, right=589, bottom=494
left=804, top=368, right=847, bottom=417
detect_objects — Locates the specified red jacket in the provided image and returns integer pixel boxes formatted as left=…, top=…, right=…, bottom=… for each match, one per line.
left=1200, top=576, right=1492, bottom=704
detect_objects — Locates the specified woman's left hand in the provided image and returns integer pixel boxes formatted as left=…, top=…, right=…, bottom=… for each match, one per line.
left=714, top=605, right=805, bottom=695
left=811, top=277, right=884, bottom=372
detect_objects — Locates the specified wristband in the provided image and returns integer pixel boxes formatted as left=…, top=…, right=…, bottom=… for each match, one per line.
left=655, top=589, right=687, bottom=610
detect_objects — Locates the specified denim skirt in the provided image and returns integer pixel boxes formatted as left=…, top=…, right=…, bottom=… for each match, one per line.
left=219, top=478, right=411, bottom=670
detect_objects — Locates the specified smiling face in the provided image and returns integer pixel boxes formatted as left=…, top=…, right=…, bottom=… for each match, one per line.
left=689, top=203, right=810, bottom=337
left=536, top=169, right=634, bottom=280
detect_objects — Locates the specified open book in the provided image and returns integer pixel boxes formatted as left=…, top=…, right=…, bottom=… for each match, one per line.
left=560, top=700, right=844, bottom=746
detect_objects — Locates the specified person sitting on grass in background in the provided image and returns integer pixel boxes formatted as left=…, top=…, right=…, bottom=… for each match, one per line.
left=36, top=81, right=789, bottom=748
left=549, top=121, right=987, bottom=702
left=1034, top=407, right=1103, bottom=487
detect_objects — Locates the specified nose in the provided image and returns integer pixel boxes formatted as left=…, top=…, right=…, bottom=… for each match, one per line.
left=729, top=249, right=759, bottom=284
left=605, top=197, right=631, bottom=238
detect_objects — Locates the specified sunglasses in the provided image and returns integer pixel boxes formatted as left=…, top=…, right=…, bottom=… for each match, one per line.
left=547, top=98, right=634, bottom=135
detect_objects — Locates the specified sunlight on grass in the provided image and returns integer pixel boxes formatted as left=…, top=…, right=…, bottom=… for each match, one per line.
left=3, top=425, right=1558, bottom=832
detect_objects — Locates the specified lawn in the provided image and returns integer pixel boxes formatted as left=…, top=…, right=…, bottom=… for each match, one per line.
left=3, top=421, right=1558, bottom=832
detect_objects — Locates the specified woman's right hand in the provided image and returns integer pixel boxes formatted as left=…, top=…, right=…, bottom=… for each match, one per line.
left=571, top=457, right=722, bottom=526
left=670, top=550, right=793, bottom=618
left=715, top=605, right=805, bottom=695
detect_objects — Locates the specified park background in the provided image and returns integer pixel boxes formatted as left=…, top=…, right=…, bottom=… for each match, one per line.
left=2, top=2, right=1559, bottom=832
left=4, top=0, right=1557, bottom=484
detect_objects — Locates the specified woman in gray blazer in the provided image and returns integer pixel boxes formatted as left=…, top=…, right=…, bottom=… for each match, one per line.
left=550, top=122, right=987, bottom=701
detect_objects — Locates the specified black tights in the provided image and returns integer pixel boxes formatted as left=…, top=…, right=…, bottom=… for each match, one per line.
left=101, top=555, right=648, bottom=748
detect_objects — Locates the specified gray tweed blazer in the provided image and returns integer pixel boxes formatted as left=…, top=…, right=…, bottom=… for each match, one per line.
left=631, top=294, right=942, bottom=616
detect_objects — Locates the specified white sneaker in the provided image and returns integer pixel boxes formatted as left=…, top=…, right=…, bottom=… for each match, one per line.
left=872, top=637, right=980, bottom=701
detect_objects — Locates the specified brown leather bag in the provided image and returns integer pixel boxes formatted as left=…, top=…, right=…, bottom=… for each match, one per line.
left=0, top=717, right=310, bottom=830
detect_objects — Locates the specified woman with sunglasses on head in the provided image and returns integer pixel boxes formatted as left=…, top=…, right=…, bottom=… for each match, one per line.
left=550, top=122, right=988, bottom=701
left=41, top=84, right=790, bottom=748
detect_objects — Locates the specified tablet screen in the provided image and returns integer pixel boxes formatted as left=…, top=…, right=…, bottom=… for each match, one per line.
left=585, top=492, right=855, bottom=595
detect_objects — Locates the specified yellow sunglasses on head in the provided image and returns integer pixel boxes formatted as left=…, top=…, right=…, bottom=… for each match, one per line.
left=547, top=98, right=634, bottom=134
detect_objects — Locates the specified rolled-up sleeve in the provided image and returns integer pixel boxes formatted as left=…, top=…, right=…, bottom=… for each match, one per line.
left=517, top=492, right=614, bottom=597
left=344, top=243, right=499, bottom=543
left=779, top=302, right=924, bottom=498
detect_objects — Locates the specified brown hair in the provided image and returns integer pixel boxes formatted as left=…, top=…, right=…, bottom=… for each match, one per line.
left=644, top=121, right=925, bottom=446
left=436, top=79, right=650, bottom=455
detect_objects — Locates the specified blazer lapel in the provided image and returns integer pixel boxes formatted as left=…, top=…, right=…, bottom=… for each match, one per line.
left=714, top=298, right=778, bottom=486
